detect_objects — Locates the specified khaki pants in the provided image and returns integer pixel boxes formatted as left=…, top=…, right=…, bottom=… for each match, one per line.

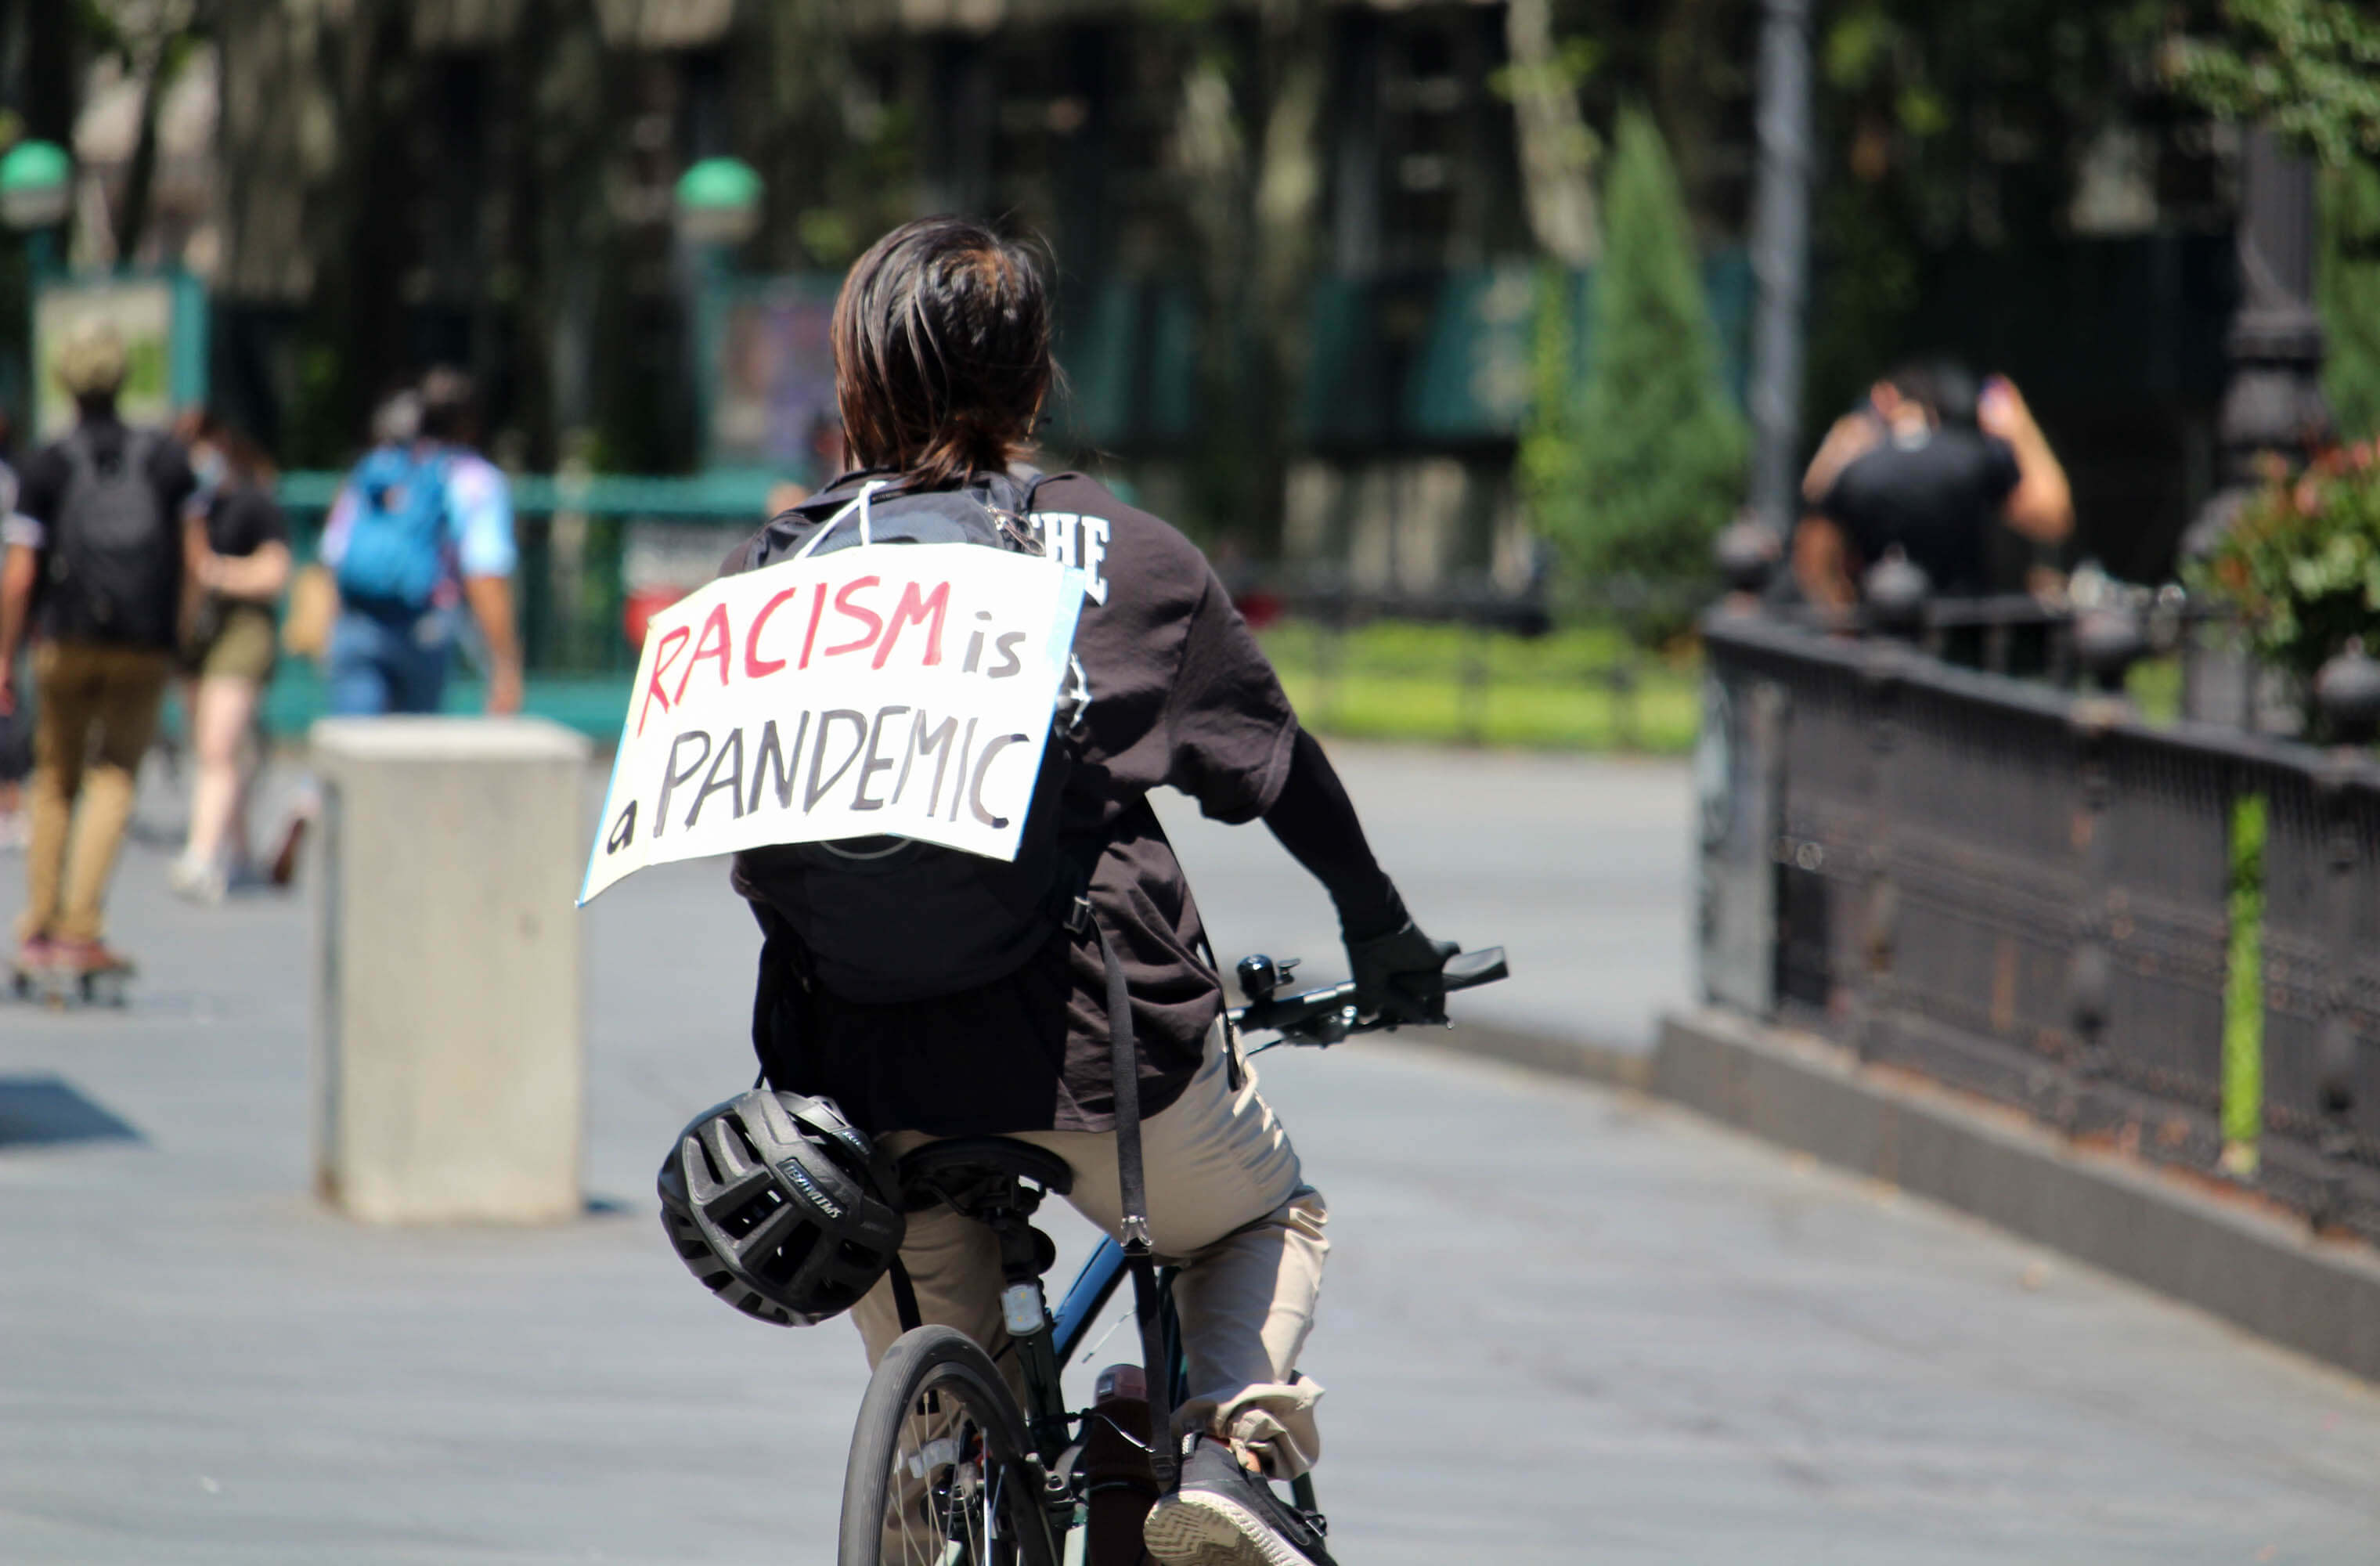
left=18, top=641, right=171, bottom=946
left=854, top=1023, right=1330, bottom=1480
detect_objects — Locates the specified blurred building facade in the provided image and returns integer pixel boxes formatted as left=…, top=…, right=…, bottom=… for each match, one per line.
left=0, top=1, right=2284, bottom=590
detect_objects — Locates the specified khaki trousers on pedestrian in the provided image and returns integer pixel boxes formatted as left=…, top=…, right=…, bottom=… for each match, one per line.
left=18, top=641, right=171, bottom=946
left=853, top=1023, right=1330, bottom=1480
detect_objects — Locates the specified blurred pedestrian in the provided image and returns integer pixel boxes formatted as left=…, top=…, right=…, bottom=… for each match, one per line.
left=168, top=411, right=291, bottom=904
left=0, top=321, right=197, bottom=985
left=320, top=368, right=523, bottom=716
left=0, top=409, right=29, bottom=850
left=1794, top=360, right=2074, bottom=609
left=762, top=410, right=853, bottom=520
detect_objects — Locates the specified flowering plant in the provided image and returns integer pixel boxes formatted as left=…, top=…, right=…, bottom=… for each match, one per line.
left=2188, top=441, right=2380, bottom=689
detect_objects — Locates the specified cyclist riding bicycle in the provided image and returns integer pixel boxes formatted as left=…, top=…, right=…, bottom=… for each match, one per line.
left=714, top=217, right=1459, bottom=1566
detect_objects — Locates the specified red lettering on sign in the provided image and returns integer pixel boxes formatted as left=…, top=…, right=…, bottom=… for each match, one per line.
left=675, top=603, right=734, bottom=704
left=874, top=580, right=951, bottom=670
left=636, top=625, right=692, bottom=738
left=799, top=582, right=827, bottom=669
left=824, top=576, right=885, bottom=658
left=745, top=586, right=800, bottom=677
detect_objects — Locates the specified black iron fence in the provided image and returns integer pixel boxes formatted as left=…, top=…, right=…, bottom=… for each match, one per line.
left=1697, top=596, right=2380, bottom=1243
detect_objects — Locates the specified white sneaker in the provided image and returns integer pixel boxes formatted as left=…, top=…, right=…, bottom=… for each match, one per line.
left=168, top=854, right=228, bottom=905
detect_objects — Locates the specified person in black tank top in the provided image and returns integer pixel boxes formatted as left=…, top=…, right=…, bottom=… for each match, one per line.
left=1793, top=360, right=2074, bottom=608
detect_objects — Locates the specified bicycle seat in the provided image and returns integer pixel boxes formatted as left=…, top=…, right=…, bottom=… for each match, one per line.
left=897, top=1136, right=1075, bottom=1219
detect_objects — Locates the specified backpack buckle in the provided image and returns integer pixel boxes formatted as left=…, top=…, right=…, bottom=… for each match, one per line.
left=1064, top=893, right=1094, bottom=935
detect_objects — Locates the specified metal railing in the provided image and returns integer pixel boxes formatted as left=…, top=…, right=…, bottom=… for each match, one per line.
left=1696, top=586, right=2380, bottom=1243
left=279, top=469, right=774, bottom=680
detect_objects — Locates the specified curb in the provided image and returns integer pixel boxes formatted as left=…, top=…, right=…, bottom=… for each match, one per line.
left=1424, top=1008, right=2380, bottom=1384
left=1426, top=1019, right=1654, bottom=1093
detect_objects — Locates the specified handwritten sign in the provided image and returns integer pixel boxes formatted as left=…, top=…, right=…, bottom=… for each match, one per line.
left=581, top=543, right=1085, bottom=904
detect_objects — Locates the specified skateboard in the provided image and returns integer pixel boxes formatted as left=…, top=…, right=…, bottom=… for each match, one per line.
left=8, top=956, right=133, bottom=1009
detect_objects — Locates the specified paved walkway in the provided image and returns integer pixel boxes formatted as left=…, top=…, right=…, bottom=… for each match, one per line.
left=1152, top=745, right=1697, bottom=1052
left=2, top=748, right=2376, bottom=1563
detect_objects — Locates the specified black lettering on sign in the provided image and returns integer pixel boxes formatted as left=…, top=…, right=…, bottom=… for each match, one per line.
left=653, top=730, right=712, bottom=839
left=969, top=733, right=1030, bottom=829
left=686, top=726, right=747, bottom=828
left=851, top=705, right=911, bottom=811
left=748, top=713, right=811, bottom=814
left=947, top=718, right=979, bottom=822
left=806, top=710, right=867, bottom=813
left=605, top=799, right=638, bottom=854
left=963, top=610, right=993, bottom=674
left=986, top=630, right=1025, bottom=679
left=894, top=711, right=959, bottom=814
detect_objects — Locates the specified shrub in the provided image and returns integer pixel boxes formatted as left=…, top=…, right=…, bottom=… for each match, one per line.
left=2187, top=440, right=2380, bottom=691
left=1558, top=106, right=1746, bottom=588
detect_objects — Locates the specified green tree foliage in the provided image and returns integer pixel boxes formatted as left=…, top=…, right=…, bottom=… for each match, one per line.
left=2319, top=160, right=2380, bottom=441
left=1518, top=262, right=1582, bottom=557
left=2169, top=0, right=2380, bottom=168
left=1558, top=107, right=1745, bottom=585
left=2173, top=2, right=2380, bottom=442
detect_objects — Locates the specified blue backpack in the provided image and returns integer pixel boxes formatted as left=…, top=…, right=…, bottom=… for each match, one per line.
left=337, top=446, right=451, bottom=609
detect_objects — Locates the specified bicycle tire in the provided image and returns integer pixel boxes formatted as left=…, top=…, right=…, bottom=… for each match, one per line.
left=839, top=1325, right=1058, bottom=1566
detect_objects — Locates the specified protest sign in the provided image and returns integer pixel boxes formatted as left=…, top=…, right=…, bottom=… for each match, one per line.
left=581, top=543, right=1085, bottom=904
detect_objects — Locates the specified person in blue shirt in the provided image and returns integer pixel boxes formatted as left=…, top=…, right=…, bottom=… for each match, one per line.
left=320, top=369, right=524, bottom=716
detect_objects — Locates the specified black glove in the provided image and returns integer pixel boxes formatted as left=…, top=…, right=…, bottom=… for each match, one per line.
left=1346, top=920, right=1459, bottom=1027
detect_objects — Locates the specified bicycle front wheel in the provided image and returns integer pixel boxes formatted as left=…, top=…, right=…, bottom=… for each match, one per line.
left=838, top=1325, right=1058, bottom=1566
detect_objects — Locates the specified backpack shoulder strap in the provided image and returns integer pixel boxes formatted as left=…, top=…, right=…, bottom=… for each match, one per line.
left=56, top=426, right=97, bottom=478
left=1091, top=908, right=1181, bottom=1497
left=420, top=449, right=459, bottom=528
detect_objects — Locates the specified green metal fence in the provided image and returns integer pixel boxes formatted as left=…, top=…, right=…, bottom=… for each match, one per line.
left=269, top=469, right=774, bottom=739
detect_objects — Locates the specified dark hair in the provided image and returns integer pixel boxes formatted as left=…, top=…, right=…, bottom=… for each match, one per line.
left=186, top=407, right=278, bottom=485
left=831, top=218, right=1053, bottom=490
left=418, top=366, right=480, bottom=446
left=1884, top=357, right=1979, bottom=428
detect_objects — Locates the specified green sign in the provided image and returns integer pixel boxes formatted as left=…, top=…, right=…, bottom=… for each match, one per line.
left=32, top=272, right=209, bottom=441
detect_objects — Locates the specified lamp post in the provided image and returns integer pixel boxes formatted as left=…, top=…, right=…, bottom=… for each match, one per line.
left=672, top=157, right=763, bottom=473
left=674, top=157, right=763, bottom=249
left=2, top=137, right=72, bottom=280
left=3, top=139, right=71, bottom=433
left=1744, top=0, right=1814, bottom=544
left=2182, top=129, right=2332, bottom=727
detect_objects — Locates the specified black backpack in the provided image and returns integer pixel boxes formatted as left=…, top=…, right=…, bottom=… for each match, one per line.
left=46, top=426, right=178, bottom=648
left=730, top=471, right=1093, bottom=1005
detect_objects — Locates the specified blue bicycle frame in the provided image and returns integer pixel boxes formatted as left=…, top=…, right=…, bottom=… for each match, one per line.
left=1051, top=1236, right=1133, bottom=1366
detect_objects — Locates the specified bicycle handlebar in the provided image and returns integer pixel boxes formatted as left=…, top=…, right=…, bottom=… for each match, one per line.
left=1227, top=946, right=1509, bottom=1048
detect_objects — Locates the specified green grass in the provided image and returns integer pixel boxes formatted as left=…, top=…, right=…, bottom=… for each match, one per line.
left=1258, top=619, right=1700, bottom=752
left=2223, top=793, right=2267, bottom=1166
left=2126, top=655, right=2183, bottom=724
left=242, top=615, right=1703, bottom=754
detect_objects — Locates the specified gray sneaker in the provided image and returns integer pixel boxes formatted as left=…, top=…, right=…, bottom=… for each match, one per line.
left=1142, top=1435, right=1336, bottom=1566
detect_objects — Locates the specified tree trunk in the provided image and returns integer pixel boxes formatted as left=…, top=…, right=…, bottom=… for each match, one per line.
left=1504, top=0, right=1599, bottom=265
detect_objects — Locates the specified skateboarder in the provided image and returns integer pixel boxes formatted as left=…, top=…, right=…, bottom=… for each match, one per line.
left=0, top=321, right=196, bottom=1000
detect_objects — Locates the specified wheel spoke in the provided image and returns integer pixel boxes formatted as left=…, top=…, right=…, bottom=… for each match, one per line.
left=847, top=1335, right=1043, bottom=1566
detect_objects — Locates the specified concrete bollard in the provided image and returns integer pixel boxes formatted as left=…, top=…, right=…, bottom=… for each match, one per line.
left=310, top=716, right=591, bottom=1224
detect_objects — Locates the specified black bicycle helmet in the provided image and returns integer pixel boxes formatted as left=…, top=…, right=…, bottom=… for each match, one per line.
left=657, top=1090, right=905, bottom=1327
